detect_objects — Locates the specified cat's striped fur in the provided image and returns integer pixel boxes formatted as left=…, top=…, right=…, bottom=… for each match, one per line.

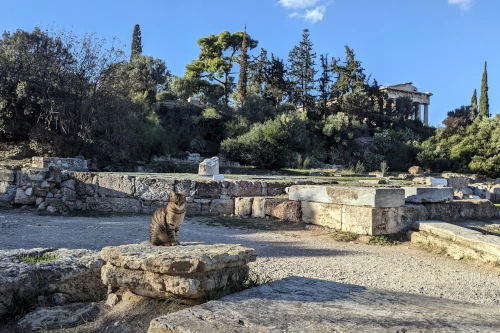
left=149, top=190, right=186, bottom=246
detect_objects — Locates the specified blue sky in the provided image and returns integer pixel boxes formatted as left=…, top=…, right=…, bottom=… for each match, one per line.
left=2, top=0, right=497, bottom=126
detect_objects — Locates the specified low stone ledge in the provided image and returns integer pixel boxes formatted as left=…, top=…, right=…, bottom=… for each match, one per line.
left=0, top=248, right=105, bottom=316
left=101, top=243, right=257, bottom=304
left=148, top=276, right=500, bottom=333
left=402, top=187, right=453, bottom=203
left=424, top=200, right=499, bottom=220
left=288, top=185, right=405, bottom=207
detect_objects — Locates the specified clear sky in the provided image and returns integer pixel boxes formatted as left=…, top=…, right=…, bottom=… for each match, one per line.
left=2, top=0, right=497, bottom=126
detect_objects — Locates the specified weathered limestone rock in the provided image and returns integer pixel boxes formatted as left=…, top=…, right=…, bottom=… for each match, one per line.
left=101, top=243, right=257, bottom=303
left=71, top=172, right=98, bottom=197
left=16, top=168, right=51, bottom=186
left=264, top=182, right=292, bottom=196
left=445, top=177, right=469, bottom=190
left=235, top=197, right=254, bottom=216
left=251, top=197, right=265, bottom=218
left=148, top=276, right=500, bottom=333
left=14, top=188, right=36, bottom=205
left=97, top=174, right=135, bottom=198
left=402, top=187, right=453, bottom=203
left=301, top=202, right=342, bottom=229
left=209, top=199, right=234, bottom=215
left=426, top=177, right=448, bottom=187
left=227, top=181, right=262, bottom=197
left=0, top=185, right=16, bottom=207
left=194, top=180, right=222, bottom=198
left=398, top=204, right=429, bottom=229
left=198, top=157, right=219, bottom=176
left=86, top=197, right=141, bottom=213
left=135, top=177, right=174, bottom=201
left=18, top=303, right=97, bottom=331
left=454, top=188, right=473, bottom=200
left=264, top=198, right=301, bottom=222
left=288, top=185, right=405, bottom=208
left=424, top=200, right=498, bottom=220
left=0, top=248, right=105, bottom=316
left=471, top=185, right=491, bottom=200
left=341, top=205, right=402, bottom=235
left=408, top=166, right=424, bottom=175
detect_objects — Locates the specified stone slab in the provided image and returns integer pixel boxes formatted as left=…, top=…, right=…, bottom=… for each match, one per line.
left=86, top=197, right=141, bottom=213
left=426, top=177, right=448, bottom=186
left=0, top=248, right=104, bottom=316
left=301, top=202, right=342, bottom=229
left=18, top=303, right=97, bottom=330
left=424, top=200, right=499, bottom=220
left=414, top=221, right=500, bottom=258
left=264, top=198, right=301, bottom=222
left=251, top=197, right=265, bottom=218
left=288, top=185, right=405, bottom=207
left=100, top=243, right=257, bottom=275
left=135, top=177, right=174, bottom=201
left=446, top=177, right=469, bottom=190
left=402, top=187, right=453, bottom=203
left=148, top=276, right=500, bottom=333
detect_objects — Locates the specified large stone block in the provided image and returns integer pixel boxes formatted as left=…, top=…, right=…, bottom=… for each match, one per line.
left=135, top=177, right=174, bottom=201
left=0, top=185, right=16, bottom=207
left=71, top=172, right=98, bottom=197
left=341, top=205, right=402, bottom=235
left=301, top=202, right=342, bottom=229
left=101, top=243, right=257, bottom=303
left=148, top=276, right=500, bottom=333
left=424, top=200, right=499, bottom=220
left=235, top=197, right=254, bottom=216
left=398, top=204, right=429, bottom=230
left=98, top=174, right=135, bottom=198
left=227, top=181, right=262, bottom=197
left=446, top=177, right=469, bottom=190
left=194, top=180, right=222, bottom=198
left=288, top=185, right=405, bottom=208
left=209, top=199, right=234, bottom=215
left=17, top=168, right=51, bottom=186
left=402, top=187, right=453, bottom=203
left=0, top=248, right=104, bottom=316
left=86, top=197, right=141, bottom=213
left=264, top=198, right=301, bottom=222
left=264, top=182, right=292, bottom=196
left=426, top=177, right=448, bottom=187
left=251, top=197, right=265, bottom=218
left=198, top=157, right=219, bottom=176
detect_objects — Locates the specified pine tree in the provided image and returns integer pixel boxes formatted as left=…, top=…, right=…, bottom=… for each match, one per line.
left=236, top=25, right=248, bottom=105
left=131, top=24, right=143, bottom=61
left=318, top=54, right=331, bottom=116
left=470, top=89, right=478, bottom=122
left=287, top=29, right=317, bottom=115
left=479, top=61, right=489, bottom=119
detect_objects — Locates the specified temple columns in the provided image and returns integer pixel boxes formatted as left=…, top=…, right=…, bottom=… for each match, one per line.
left=424, top=104, right=429, bottom=126
left=415, top=103, right=421, bottom=121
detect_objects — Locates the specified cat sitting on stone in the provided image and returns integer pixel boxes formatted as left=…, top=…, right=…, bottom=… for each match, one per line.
left=149, top=190, right=187, bottom=246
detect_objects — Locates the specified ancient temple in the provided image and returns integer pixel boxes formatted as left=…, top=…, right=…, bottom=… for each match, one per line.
left=379, top=82, right=432, bottom=126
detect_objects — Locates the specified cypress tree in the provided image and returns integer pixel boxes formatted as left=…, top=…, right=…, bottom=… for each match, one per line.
left=131, top=24, right=143, bottom=61
left=479, top=61, right=489, bottom=119
left=236, top=25, right=248, bottom=105
left=470, top=89, right=478, bottom=121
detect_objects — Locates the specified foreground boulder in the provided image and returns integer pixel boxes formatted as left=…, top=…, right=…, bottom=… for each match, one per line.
left=0, top=248, right=105, bottom=317
left=101, top=243, right=257, bottom=305
left=148, top=276, right=500, bottom=333
left=17, top=303, right=98, bottom=331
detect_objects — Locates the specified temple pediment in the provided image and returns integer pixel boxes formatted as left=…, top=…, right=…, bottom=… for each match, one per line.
left=386, top=82, right=418, bottom=92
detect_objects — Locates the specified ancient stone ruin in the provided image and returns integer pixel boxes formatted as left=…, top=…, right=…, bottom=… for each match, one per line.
left=101, top=243, right=257, bottom=305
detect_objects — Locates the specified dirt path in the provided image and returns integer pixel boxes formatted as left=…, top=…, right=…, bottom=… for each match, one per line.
left=1, top=208, right=499, bottom=307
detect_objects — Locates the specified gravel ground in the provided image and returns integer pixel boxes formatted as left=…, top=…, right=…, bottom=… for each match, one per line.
left=1, top=209, right=500, bottom=307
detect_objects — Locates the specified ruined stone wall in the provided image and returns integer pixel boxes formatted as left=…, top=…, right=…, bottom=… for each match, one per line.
left=31, top=157, right=88, bottom=171
left=0, top=168, right=318, bottom=216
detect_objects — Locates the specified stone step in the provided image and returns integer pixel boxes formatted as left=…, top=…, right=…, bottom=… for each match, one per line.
left=288, top=185, right=405, bottom=207
left=412, top=221, right=500, bottom=261
left=402, top=187, right=453, bottom=203
left=148, top=276, right=500, bottom=333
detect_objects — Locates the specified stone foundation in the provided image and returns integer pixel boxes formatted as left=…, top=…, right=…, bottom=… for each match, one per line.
left=100, top=243, right=257, bottom=304
left=31, top=157, right=88, bottom=171
left=0, top=248, right=105, bottom=316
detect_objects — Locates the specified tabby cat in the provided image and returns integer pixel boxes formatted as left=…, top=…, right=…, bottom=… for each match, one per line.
left=149, top=190, right=187, bottom=246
